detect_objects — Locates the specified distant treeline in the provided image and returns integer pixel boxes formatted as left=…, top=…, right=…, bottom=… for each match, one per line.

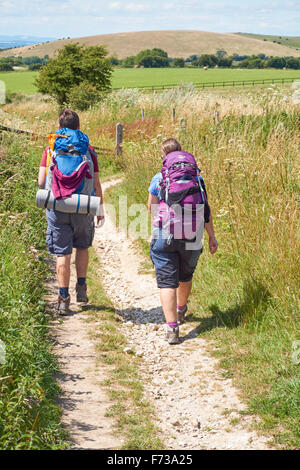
left=111, top=48, right=300, bottom=70
left=1, top=48, right=300, bottom=72
left=0, top=55, right=49, bottom=71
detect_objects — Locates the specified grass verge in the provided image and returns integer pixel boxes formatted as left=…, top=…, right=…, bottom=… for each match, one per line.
left=85, top=249, right=164, bottom=450
left=0, top=133, right=68, bottom=449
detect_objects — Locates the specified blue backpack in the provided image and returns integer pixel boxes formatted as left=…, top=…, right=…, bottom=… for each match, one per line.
left=46, top=128, right=94, bottom=196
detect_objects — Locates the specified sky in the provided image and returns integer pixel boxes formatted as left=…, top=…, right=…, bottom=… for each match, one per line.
left=0, top=0, right=299, bottom=38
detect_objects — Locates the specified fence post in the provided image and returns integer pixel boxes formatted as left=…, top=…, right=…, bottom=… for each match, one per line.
left=116, top=123, right=123, bottom=156
left=141, top=108, right=144, bottom=120
left=179, top=118, right=187, bottom=132
left=172, top=108, right=176, bottom=122
left=215, top=111, right=219, bottom=124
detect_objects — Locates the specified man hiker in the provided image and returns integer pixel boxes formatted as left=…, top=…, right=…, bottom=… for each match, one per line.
left=38, top=108, right=104, bottom=315
left=148, top=138, right=218, bottom=344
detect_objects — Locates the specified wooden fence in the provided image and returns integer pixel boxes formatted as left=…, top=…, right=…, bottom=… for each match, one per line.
left=113, top=76, right=300, bottom=92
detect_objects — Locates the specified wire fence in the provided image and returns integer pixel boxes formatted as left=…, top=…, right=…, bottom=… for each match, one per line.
left=0, top=124, right=113, bottom=154
left=113, top=76, right=300, bottom=92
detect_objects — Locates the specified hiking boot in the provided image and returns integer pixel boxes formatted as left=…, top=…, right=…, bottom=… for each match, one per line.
left=177, top=304, right=188, bottom=325
left=76, top=283, right=88, bottom=303
left=56, top=295, right=71, bottom=316
left=165, top=325, right=180, bottom=345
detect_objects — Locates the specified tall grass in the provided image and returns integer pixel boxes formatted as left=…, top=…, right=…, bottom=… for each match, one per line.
left=0, top=133, right=67, bottom=449
left=104, top=87, right=300, bottom=448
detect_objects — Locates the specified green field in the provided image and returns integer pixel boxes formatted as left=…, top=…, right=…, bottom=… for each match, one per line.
left=1, top=68, right=300, bottom=95
left=111, top=68, right=300, bottom=89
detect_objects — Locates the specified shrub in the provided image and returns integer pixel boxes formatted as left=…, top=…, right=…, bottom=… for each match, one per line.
left=67, top=81, right=104, bottom=111
left=35, top=43, right=112, bottom=105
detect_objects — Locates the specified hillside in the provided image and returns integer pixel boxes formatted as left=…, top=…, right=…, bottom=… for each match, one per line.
left=237, top=33, right=300, bottom=51
left=0, top=30, right=298, bottom=59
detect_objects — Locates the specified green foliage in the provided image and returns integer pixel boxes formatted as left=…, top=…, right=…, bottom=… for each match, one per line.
left=120, top=56, right=135, bottom=68
left=67, top=81, right=104, bottom=111
left=267, top=57, right=287, bottom=69
left=173, top=58, right=185, bottom=67
left=285, top=58, right=300, bottom=69
left=0, top=63, right=13, bottom=71
left=35, top=43, right=112, bottom=105
left=134, top=48, right=169, bottom=68
left=216, top=49, right=227, bottom=59
left=240, top=57, right=266, bottom=69
left=28, top=63, right=43, bottom=71
left=0, top=135, right=68, bottom=449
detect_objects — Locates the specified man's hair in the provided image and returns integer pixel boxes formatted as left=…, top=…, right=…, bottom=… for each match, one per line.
left=59, top=108, right=80, bottom=130
left=161, top=138, right=181, bottom=156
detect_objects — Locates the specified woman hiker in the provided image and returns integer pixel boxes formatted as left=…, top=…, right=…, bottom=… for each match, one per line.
left=148, top=138, right=218, bottom=344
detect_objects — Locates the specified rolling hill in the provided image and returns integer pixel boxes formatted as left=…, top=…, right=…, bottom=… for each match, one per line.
left=0, top=30, right=298, bottom=59
left=237, top=33, right=300, bottom=52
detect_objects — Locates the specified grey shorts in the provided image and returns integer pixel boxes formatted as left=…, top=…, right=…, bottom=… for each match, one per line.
left=46, top=210, right=95, bottom=256
left=150, top=228, right=203, bottom=289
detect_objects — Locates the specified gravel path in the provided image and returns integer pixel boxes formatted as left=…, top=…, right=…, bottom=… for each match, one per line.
left=49, top=260, right=122, bottom=450
left=92, top=178, right=273, bottom=450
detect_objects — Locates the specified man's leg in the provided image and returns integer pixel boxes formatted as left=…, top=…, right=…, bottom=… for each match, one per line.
left=75, top=248, right=89, bottom=278
left=74, top=248, right=89, bottom=302
left=72, top=214, right=94, bottom=303
left=57, top=254, right=72, bottom=288
left=46, top=210, right=73, bottom=315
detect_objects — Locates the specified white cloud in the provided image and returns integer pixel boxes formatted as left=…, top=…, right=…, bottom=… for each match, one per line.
left=108, top=2, right=150, bottom=11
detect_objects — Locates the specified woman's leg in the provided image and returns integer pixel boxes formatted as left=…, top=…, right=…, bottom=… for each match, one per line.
left=160, top=288, right=177, bottom=323
left=177, top=280, right=192, bottom=307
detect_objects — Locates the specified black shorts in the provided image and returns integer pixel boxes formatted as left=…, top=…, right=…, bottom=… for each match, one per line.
left=150, top=228, right=203, bottom=289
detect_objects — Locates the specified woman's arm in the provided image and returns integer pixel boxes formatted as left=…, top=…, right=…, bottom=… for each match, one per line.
left=148, top=193, right=159, bottom=213
left=205, top=211, right=218, bottom=254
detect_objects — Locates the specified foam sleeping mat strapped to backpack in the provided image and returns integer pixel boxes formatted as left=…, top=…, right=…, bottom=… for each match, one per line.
left=36, top=189, right=101, bottom=216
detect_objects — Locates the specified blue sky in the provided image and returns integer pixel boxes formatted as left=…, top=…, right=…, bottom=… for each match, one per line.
left=0, top=0, right=299, bottom=38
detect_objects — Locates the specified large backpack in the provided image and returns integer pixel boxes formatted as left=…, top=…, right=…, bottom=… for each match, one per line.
left=155, top=151, right=206, bottom=240
left=45, top=128, right=95, bottom=202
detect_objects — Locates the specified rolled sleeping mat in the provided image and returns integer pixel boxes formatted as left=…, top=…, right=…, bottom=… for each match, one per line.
left=36, top=189, right=101, bottom=216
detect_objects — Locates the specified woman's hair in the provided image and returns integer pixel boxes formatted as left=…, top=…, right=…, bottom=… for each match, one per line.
left=59, top=108, right=80, bottom=130
left=161, top=138, right=181, bottom=156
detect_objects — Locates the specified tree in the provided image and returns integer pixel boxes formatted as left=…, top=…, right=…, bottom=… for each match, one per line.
left=28, top=63, right=43, bottom=71
left=135, top=48, right=169, bottom=68
left=173, top=58, right=185, bottom=67
left=216, top=49, right=227, bottom=59
left=35, top=43, right=112, bottom=105
left=0, top=63, right=13, bottom=71
left=286, top=57, right=300, bottom=69
left=196, top=54, right=218, bottom=67
left=67, top=82, right=104, bottom=111
left=185, top=54, right=199, bottom=63
left=121, top=56, right=135, bottom=67
left=218, top=57, right=233, bottom=67
left=267, top=57, right=286, bottom=69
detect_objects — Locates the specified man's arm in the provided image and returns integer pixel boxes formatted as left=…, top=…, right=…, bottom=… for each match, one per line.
left=94, top=172, right=104, bottom=224
left=38, top=167, right=46, bottom=188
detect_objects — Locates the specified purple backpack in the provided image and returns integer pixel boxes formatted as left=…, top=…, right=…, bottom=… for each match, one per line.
left=154, top=151, right=206, bottom=239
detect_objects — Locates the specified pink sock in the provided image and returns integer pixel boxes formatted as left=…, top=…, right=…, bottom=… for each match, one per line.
left=167, top=321, right=178, bottom=329
left=177, top=304, right=186, bottom=311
